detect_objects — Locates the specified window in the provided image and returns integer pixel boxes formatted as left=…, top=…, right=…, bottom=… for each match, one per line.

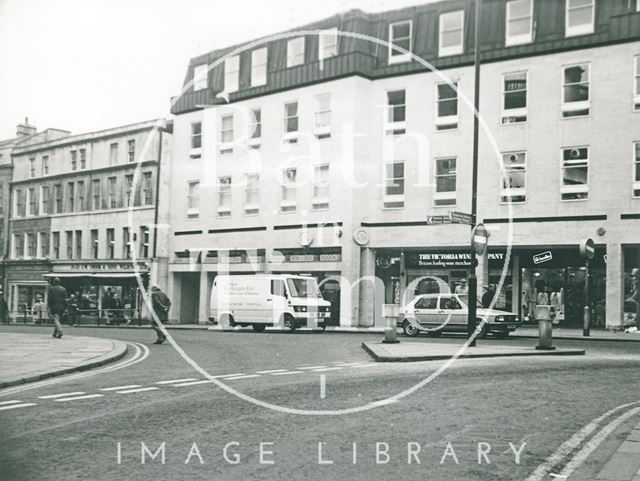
left=70, top=150, right=77, bottom=171
left=27, top=233, right=36, bottom=258
left=283, top=101, right=299, bottom=141
left=91, top=229, right=99, bottom=259
left=312, top=164, right=330, bottom=210
left=14, top=189, right=23, bottom=217
left=386, top=89, right=406, bottom=134
left=75, top=230, right=82, bottom=259
left=217, top=176, right=231, bottom=217
left=314, top=94, right=331, bottom=137
left=561, top=147, right=589, bottom=200
left=77, top=181, right=85, bottom=211
left=220, top=114, right=234, bottom=153
left=287, top=37, right=305, bottom=67
left=27, top=188, right=37, bottom=216
left=436, top=83, right=458, bottom=130
left=251, top=48, right=267, bottom=87
left=416, top=297, right=438, bottom=309
left=388, top=21, right=412, bottom=64
left=634, top=55, right=640, bottom=111
left=187, top=180, right=200, bottom=217
left=562, top=63, right=590, bottom=117
left=249, top=108, right=262, bottom=146
left=502, top=72, right=528, bottom=124
left=434, top=158, right=457, bottom=206
left=40, top=185, right=50, bottom=214
left=224, top=55, right=240, bottom=93
left=42, top=155, right=49, bottom=175
left=79, top=149, right=86, bottom=169
left=109, top=143, right=118, bottom=165
left=244, top=173, right=259, bottom=215
left=13, top=234, right=24, bottom=258
left=127, top=140, right=135, bottom=163
left=67, top=182, right=75, bottom=212
left=440, top=296, right=462, bottom=310
left=271, top=279, right=286, bottom=297
left=29, top=158, right=36, bottom=177
left=106, top=228, right=115, bottom=259
left=39, top=232, right=49, bottom=258
left=565, top=0, right=595, bottom=37
left=92, top=179, right=101, bottom=210
left=383, top=161, right=405, bottom=208
left=52, top=232, right=60, bottom=259
left=506, top=0, right=533, bottom=46
left=439, top=11, right=464, bottom=56
left=123, top=227, right=131, bottom=259
left=633, top=142, right=640, bottom=197
left=190, top=122, right=202, bottom=155
left=125, top=174, right=134, bottom=206
left=143, top=172, right=153, bottom=205
left=140, top=226, right=150, bottom=258
left=500, top=152, right=526, bottom=203
left=66, top=231, right=73, bottom=259
left=107, top=177, right=118, bottom=208
left=54, top=184, right=62, bottom=213
left=281, top=168, right=297, bottom=213
left=193, top=64, right=208, bottom=91
left=319, top=28, right=338, bottom=62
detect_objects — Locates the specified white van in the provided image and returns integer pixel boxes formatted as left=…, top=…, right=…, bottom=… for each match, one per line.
left=209, top=275, right=331, bottom=332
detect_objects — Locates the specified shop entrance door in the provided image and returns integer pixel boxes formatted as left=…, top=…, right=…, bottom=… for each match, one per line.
left=179, top=273, right=200, bottom=324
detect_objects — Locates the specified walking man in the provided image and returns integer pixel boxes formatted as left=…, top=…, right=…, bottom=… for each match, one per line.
left=47, top=278, right=67, bottom=338
left=149, top=285, right=171, bottom=344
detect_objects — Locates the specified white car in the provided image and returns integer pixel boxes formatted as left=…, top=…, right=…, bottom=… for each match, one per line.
left=397, top=293, right=521, bottom=339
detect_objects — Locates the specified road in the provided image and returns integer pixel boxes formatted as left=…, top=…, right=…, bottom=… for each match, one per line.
left=1, top=325, right=639, bottom=481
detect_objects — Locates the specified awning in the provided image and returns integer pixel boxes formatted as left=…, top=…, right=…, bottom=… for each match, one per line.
left=43, top=272, right=148, bottom=279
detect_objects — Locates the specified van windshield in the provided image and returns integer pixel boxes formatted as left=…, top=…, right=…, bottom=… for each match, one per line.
left=286, top=278, right=322, bottom=298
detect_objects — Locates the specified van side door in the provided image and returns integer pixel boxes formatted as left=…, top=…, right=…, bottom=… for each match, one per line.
left=269, top=279, right=288, bottom=323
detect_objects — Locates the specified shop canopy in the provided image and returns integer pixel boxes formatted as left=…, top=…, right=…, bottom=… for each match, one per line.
left=43, top=272, right=147, bottom=278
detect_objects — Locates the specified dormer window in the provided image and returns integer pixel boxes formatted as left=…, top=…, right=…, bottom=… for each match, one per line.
left=505, top=0, right=534, bottom=46
left=224, top=56, right=239, bottom=93
left=287, top=37, right=305, bottom=67
left=565, top=0, right=595, bottom=37
left=251, top=48, right=268, bottom=87
left=193, top=64, right=208, bottom=91
left=388, top=21, right=412, bottom=64
left=319, top=28, right=338, bottom=62
left=439, top=10, right=464, bottom=57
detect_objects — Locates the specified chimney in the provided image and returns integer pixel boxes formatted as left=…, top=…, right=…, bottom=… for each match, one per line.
left=16, top=117, right=36, bottom=137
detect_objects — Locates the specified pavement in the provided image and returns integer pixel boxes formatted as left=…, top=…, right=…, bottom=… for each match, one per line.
left=0, top=332, right=127, bottom=388
left=593, top=421, right=640, bottom=481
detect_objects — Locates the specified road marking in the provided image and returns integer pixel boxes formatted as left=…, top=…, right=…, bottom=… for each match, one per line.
left=155, top=378, right=198, bottom=385
left=349, top=363, right=378, bottom=368
left=320, top=375, right=326, bottom=399
left=0, top=402, right=38, bottom=411
left=100, top=385, right=142, bottom=391
left=39, top=391, right=85, bottom=399
left=0, top=400, right=23, bottom=406
left=311, top=367, right=343, bottom=372
left=54, top=394, right=104, bottom=402
left=256, top=369, right=288, bottom=374
left=298, top=365, right=328, bottom=370
left=116, top=387, right=159, bottom=394
left=225, top=374, right=261, bottom=380
left=172, top=380, right=214, bottom=387
left=271, top=371, right=303, bottom=376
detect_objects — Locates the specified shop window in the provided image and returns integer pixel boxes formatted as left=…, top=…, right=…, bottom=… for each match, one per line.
left=281, top=168, right=297, bottom=213
left=287, top=37, right=305, bottom=67
left=319, top=28, right=338, bottom=62
left=251, top=48, right=267, bottom=87
left=219, top=114, right=234, bottom=154
left=91, top=229, right=99, bottom=259
left=434, top=157, right=457, bottom=206
left=562, top=63, right=590, bottom=117
left=187, top=180, right=200, bottom=218
left=634, top=55, right=640, bottom=111
left=244, top=173, right=259, bottom=215
left=388, top=20, right=412, bottom=64
left=193, top=64, right=208, bottom=91
left=66, top=231, right=73, bottom=259
left=52, top=232, right=60, bottom=259
left=42, top=155, right=49, bottom=175
left=565, top=0, right=595, bottom=37
left=224, top=55, right=239, bottom=93
left=190, top=122, right=202, bottom=158
left=502, top=71, right=528, bottom=124
left=506, top=0, right=533, bottom=46
left=283, top=101, right=299, bottom=142
left=634, top=142, right=640, bottom=198
left=383, top=161, right=405, bottom=208
left=217, top=176, right=231, bottom=217
left=109, top=143, right=118, bottom=165
left=92, top=179, right=101, bottom=210
left=107, top=228, right=115, bottom=259
left=439, top=11, right=464, bottom=57
left=385, top=89, right=406, bottom=135
left=561, top=147, right=589, bottom=200
left=500, top=152, right=526, bottom=203
left=312, top=164, right=330, bottom=210
left=314, top=93, right=331, bottom=138
left=436, top=83, right=458, bottom=130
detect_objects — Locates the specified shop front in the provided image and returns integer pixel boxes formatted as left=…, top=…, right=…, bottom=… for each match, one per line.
left=5, top=259, right=52, bottom=323
left=623, top=245, right=640, bottom=326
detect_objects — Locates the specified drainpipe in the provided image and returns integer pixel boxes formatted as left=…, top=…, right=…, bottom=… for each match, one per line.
left=152, top=127, right=163, bottom=260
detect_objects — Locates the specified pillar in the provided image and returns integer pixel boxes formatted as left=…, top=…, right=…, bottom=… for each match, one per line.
left=358, top=247, right=377, bottom=327
left=198, top=269, right=212, bottom=325
left=167, top=271, right=180, bottom=324
left=511, top=254, right=520, bottom=315
left=477, top=248, right=489, bottom=300
left=605, top=243, right=623, bottom=330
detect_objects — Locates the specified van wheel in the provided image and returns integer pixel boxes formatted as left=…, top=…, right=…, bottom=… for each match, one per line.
left=402, top=320, right=420, bottom=337
left=283, top=315, right=296, bottom=332
left=252, top=324, right=266, bottom=333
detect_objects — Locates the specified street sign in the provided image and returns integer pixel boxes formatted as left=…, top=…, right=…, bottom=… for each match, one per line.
left=533, top=251, right=553, bottom=264
left=449, top=211, right=474, bottom=225
left=426, top=215, right=450, bottom=225
left=579, top=238, right=595, bottom=259
left=471, top=223, right=490, bottom=256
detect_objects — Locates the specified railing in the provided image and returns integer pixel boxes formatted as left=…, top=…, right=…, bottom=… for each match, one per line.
left=5, top=307, right=149, bottom=326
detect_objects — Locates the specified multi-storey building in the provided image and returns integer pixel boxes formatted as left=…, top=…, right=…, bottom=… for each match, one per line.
left=7, top=120, right=171, bottom=320
left=167, top=0, right=640, bottom=329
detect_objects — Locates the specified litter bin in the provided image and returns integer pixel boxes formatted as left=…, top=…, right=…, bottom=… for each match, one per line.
left=534, top=305, right=555, bottom=351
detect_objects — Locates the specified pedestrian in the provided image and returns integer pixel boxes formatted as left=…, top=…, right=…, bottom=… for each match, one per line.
left=122, top=295, right=133, bottom=325
left=32, top=294, right=46, bottom=324
left=47, top=277, right=67, bottom=338
left=67, top=292, right=79, bottom=326
left=111, top=293, right=123, bottom=325
left=149, top=285, right=171, bottom=344
left=102, top=287, right=114, bottom=324
left=481, top=285, right=495, bottom=309
left=0, top=294, right=7, bottom=324
left=454, top=279, right=469, bottom=304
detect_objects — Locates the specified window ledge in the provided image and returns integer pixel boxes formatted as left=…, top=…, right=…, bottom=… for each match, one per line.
left=433, top=192, right=457, bottom=201
left=560, top=185, right=589, bottom=194
left=247, top=138, right=261, bottom=148
left=388, top=53, right=411, bottom=65
left=189, top=148, right=202, bottom=159
left=282, top=132, right=299, bottom=143
left=562, top=101, right=590, bottom=113
left=435, top=115, right=458, bottom=130
left=312, top=196, right=329, bottom=206
left=565, top=25, right=594, bottom=38
left=505, top=35, right=533, bottom=47
left=313, top=126, right=331, bottom=138
left=384, top=121, right=406, bottom=135
left=439, top=46, right=463, bottom=57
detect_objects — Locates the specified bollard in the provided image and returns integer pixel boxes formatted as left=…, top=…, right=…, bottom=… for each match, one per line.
left=382, top=314, right=399, bottom=344
left=534, top=305, right=556, bottom=351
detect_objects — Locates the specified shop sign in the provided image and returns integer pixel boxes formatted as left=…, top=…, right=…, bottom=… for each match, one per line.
left=59, top=262, right=148, bottom=271
left=246, top=255, right=266, bottom=264
left=319, top=253, right=341, bottom=262
left=407, top=251, right=506, bottom=268
left=209, top=256, right=244, bottom=264
left=289, top=254, right=315, bottom=263
left=533, top=251, right=553, bottom=265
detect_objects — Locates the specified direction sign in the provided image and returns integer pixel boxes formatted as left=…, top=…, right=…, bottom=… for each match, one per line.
left=426, top=215, right=451, bottom=225
left=449, top=211, right=474, bottom=225
left=579, top=238, right=595, bottom=260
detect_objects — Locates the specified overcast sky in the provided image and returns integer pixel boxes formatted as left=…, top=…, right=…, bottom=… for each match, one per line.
left=0, top=0, right=447, bottom=140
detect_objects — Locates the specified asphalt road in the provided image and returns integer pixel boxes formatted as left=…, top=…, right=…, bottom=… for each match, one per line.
left=1, top=325, right=639, bottom=481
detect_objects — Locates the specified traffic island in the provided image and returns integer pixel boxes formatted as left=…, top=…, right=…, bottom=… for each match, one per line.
left=362, top=341, right=585, bottom=362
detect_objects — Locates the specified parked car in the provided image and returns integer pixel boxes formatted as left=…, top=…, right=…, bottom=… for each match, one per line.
left=397, top=293, right=521, bottom=339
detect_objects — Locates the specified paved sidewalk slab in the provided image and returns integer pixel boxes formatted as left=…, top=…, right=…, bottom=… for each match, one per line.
left=595, top=421, right=640, bottom=481
left=0, top=333, right=127, bottom=388
left=362, top=341, right=585, bottom=362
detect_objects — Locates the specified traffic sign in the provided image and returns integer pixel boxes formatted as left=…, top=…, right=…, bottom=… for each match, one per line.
left=449, top=211, right=474, bottom=225
left=579, top=238, right=595, bottom=260
left=426, top=215, right=451, bottom=225
left=471, top=223, right=490, bottom=256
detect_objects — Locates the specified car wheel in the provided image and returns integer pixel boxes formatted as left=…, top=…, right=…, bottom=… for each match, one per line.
left=493, top=330, right=509, bottom=340
left=283, top=314, right=296, bottom=332
left=252, top=324, right=266, bottom=333
left=402, top=319, right=420, bottom=337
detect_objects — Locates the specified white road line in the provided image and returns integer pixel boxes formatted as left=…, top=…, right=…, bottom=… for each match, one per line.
left=298, top=365, right=328, bottom=370
left=271, top=371, right=303, bottom=376
left=155, top=378, right=198, bottom=385
left=256, top=369, right=288, bottom=374
left=39, top=391, right=85, bottom=399
left=54, top=394, right=104, bottom=402
left=116, top=387, right=159, bottom=394
left=172, top=380, right=214, bottom=387
left=224, top=375, right=261, bottom=380
left=320, top=375, right=326, bottom=399
left=349, top=363, right=378, bottom=368
left=215, top=373, right=245, bottom=378
left=100, top=385, right=142, bottom=391
left=310, top=367, right=344, bottom=372
left=0, top=400, right=23, bottom=406
left=0, top=402, right=38, bottom=411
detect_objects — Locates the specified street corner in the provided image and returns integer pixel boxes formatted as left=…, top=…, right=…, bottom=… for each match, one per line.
left=0, top=332, right=128, bottom=389
left=361, top=340, right=586, bottom=362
